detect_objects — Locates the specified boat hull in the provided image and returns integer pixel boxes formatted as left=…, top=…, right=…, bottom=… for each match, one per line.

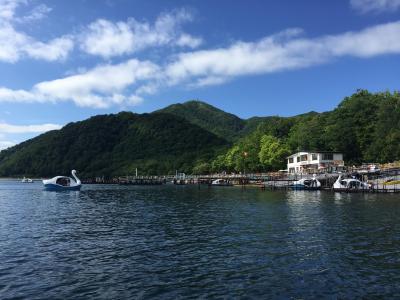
left=333, top=187, right=370, bottom=192
left=291, top=184, right=305, bottom=190
left=43, top=183, right=81, bottom=191
left=210, top=183, right=233, bottom=187
left=290, top=184, right=320, bottom=190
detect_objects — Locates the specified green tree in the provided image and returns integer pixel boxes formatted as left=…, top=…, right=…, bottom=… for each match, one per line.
left=258, top=135, right=290, bottom=171
left=224, top=145, right=243, bottom=172
left=211, top=154, right=226, bottom=172
left=193, top=162, right=211, bottom=174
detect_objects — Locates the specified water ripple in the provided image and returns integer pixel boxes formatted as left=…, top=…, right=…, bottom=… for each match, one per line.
left=1, top=182, right=400, bottom=298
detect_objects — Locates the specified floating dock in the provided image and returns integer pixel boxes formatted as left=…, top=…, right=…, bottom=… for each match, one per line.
left=80, top=169, right=400, bottom=193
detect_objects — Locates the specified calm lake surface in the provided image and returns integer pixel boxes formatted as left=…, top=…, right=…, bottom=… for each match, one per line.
left=1, top=181, right=400, bottom=299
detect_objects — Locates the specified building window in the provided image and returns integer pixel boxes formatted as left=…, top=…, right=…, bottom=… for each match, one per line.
left=297, top=156, right=300, bottom=162
left=289, top=157, right=294, bottom=163
left=300, top=154, right=308, bottom=161
left=312, top=153, right=317, bottom=160
left=322, top=153, right=333, bottom=160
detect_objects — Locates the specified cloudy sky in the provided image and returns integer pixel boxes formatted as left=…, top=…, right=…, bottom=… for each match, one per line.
left=0, top=0, right=400, bottom=150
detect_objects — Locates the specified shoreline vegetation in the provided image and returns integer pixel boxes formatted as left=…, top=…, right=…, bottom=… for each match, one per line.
left=0, top=89, right=399, bottom=178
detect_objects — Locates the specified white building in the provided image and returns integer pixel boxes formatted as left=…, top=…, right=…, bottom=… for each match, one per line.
left=287, top=151, right=344, bottom=174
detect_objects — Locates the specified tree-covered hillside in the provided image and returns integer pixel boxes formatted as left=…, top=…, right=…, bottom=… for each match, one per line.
left=0, top=112, right=228, bottom=177
left=159, top=100, right=245, bottom=141
left=159, top=100, right=318, bottom=141
left=0, top=90, right=399, bottom=177
left=209, top=90, right=400, bottom=173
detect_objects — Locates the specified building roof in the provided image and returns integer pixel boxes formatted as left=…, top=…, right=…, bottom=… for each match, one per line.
left=287, top=151, right=343, bottom=159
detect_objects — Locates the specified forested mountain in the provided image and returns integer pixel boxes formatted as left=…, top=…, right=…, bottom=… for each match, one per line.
left=0, top=112, right=228, bottom=177
left=209, top=90, right=400, bottom=173
left=0, top=90, right=399, bottom=177
left=159, top=100, right=245, bottom=141
left=159, top=100, right=319, bottom=140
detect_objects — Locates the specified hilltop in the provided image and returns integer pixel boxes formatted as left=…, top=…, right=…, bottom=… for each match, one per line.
left=158, top=100, right=245, bottom=141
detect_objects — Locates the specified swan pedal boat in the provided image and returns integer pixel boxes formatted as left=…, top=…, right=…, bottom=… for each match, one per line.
left=211, top=179, right=233, bottom=186
left=42, top=170, right=82, bottom=191
left=21, top=177, right=34, bottom=183
left=291, top=175, right=321, bottom=190
left=333, top=174, right=371, bottom=191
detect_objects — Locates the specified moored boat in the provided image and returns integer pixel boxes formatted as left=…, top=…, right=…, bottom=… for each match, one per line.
left=333, top=174, right=370, bottom=191
left=21, top=177, right=34, bottom=183
left=42, top=170, right=82, bottom=191
left=211, top=179, right=233, bottom=186
left=291, top=175, right=321, bottom=190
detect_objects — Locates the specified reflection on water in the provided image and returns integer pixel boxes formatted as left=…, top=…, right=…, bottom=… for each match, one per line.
left=0, top=181, right=400, bottom=298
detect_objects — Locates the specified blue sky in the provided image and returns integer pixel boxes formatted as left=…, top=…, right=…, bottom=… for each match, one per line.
left=1, top=0, right=400, bottom=149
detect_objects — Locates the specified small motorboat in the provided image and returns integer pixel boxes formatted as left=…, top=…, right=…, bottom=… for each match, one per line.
left=42, top=170, right=82, bottom=191
left=211, top=179, right=233, bottom=186
left=333, top=174, right=370, bottom=191
left=21, top=177, right=34, bottom=183
left=291, top=175, right=321, bottom=190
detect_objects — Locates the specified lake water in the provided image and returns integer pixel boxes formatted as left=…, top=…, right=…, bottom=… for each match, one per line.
left=1, top=181, right=400, bottom=299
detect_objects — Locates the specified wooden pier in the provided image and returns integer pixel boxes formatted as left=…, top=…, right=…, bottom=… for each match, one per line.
left=80, top=169, right=400, bottom=193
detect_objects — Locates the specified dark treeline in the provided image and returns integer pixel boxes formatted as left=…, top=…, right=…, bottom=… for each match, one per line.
left=0, top=90, right=399, bottom=177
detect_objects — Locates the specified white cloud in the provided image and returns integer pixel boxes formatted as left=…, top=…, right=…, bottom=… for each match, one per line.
left=190, top=76, right=229, bottom=88
left=80, top=19, right=135, bottom=58
left=80, top=9, right=202, bottom=58
left=15, top=3, right=52, bottom=23
left=0, top=121, right=61, bottom=151
left=127, top=95, right=144, bottom=106
left=2, top=20, right=400, bottom=108
left=351, top=0, right=400, bottom=13
left=0, top=0, right=22, bottom=21
left=24, top=36, right=74, bottom=61
left=0, top=87, right=40, bottom=102
left=0, top=24, right=28, bottom=62
left=165, top=21, right=400, bottom=87
left=34, top=59, right=159, bottom=107
left=176, top=33, right=203, bottom=49
left=0, top=59, right=159, bottom=107
left=0, top=122, right=62, bottom=133
left=0, top=140, right=15, bottom=150
left=0, top=0, right=73, bottom=62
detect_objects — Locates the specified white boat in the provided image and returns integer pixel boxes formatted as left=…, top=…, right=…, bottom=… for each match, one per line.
left=333, top=174, right=370, bottom=190
left=21, top=177, right=33, bottom=183
left=291, top=175, right=321, bottom=190
left=211, top=179, right=233, bottom=186
left=42, top=170, right=82, bottom=191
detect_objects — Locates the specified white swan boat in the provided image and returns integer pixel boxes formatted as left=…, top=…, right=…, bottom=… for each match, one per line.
left=21, top=177, right=33, bottom=183
left=211, top=179, right=233, bottom=186
left=333, top=174, right=370, bottom=191
left=42, top=170, right=82, bottom=191
left=291, top=175, right=321, bottom=190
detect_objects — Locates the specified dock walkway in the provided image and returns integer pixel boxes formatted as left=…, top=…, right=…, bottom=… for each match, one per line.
left=81, top=169, right=400, bottom=193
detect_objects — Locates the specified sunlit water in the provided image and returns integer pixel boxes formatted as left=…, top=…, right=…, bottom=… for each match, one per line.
left=1, top=180, right=400, bottom=298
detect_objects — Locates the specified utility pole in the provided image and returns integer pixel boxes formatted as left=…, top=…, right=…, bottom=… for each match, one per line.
left=243, top=152, right=248, bottom=176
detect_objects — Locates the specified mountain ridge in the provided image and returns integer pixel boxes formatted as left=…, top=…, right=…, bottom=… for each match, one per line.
left=0, top=111, right=228, bottom=177
left=158, top=100, right=319, bottom=141
left=1, top=90, right=399, bottom=176
left=157, top=100, right=245, bottom=141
